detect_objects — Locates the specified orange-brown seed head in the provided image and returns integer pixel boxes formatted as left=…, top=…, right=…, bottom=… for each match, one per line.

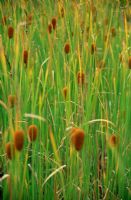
left=71, top=128, right=85, bottom=151
left=8, top=26, right=14, bottom=39
left=77, top=71, right=85, bottom=85
left=128, top=56, right=131, bottom=69
left=64, top=43, right=70, bottom=54
left=28, top=125, right=38, bottom=142
left=23, top=50, right=28, bottom=64
left=111, top=27, right=116, bottom=37
left=14, top=130, right=24, bottom=151
left=91, top=43, right=96, bottom=54
left=5, top=142, right=15, bottom=160
left=51, top=17, right=57, bottom=30
left=48, top=24, right=52, bottom=33
left=63, top=87, right=68, bottom=99
left=109, top=134, right=119, bottom=147
left=8, top=95, right=17, bottom=108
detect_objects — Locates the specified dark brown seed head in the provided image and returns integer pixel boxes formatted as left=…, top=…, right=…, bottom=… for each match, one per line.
left=91, top=43, right=96, bottom=54
left=109, top=134, right=119, bottom=147
left=48, top=24, right=52, bottom=34
left=28, top=125, right=38, bottom=142
left=23, top=50, right=28, bottom=64
left=61, top=7, right=64, bottom=18
left=5, top=142, right=15, bottom=160
left=51, top=17, right=57, bottom=30
left=71, top=128, right=85, bottom=151
left=128, top=56, right=131, bottom=69
left=77, top=71, right=85, bottom=85
left=111, top=27, right=116, bottom=37
left=8, top=95, right=17, bottom=108
left=63, top=86, right=68, bottom=99
left=64, top=43, right=70, bottom=54
left=8, top=26, right=14, bottom=39
left=14, top=130, right=24, bottom=151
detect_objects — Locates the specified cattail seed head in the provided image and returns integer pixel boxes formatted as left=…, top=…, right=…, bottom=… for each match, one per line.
left=5, top=142, right=15, bottom=160
left=8, top=26, right=14, bottom=39
left=111, top=27, right=116, bottom=37
left=77, top=71, right=85, bottom=85
left=128, top=56, right=131, bottom=69
left=109, top=134, right=119, bottom=147
left=28, top=125, right=38, bottom=142
left=48, top=24, right=52, bottom=33
left=61, top=7, right=64, bottom=18
left=14, top=130, right=24, bottom=151
left=71, top=128, right=85, bottom=151
left=91, top=43, right=96, bottom=54
left=23, top=50, right=28, bottom=65
left=64, top=43, right=70, bottom=54
left=8, top=95, right=17, bottom=108
left=51, top=17, right=57, bottom=30
left=63, top=86, right=68, bottom=99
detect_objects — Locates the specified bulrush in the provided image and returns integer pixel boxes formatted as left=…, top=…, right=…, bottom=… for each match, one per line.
left=48, top=24, right=52, bottom=34
left=28, top=125, right=38, bottom=142
left=23, top=50, right=28, bottom=65
left=71, top=128, right=85, bottom=151
left=5, top=142, right=15, bottom=160
left=91, top=43, right=96, bottom=54
left=128, top=56, right=131, bottom=69
left=63, top=86, right=68, bottom=99
left=111, top=27, right=116, bottom=37
left=14, top=130, right=24, bottom=151
left=8, top=26, right=14, bottom=39
left=77, top=71, right=85, bottom=85
left=109, top=134, right=119, bottom=147
left=61, top=7, right=64, bottom=18
left=51, top=17, right=57, bottom=30
left=8, top=95, right=17, bottom=108
left=64, top=43, right=70, bottom=54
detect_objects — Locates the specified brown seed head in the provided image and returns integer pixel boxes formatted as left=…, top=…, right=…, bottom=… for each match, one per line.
left=61, top=7, right=64, bottom=18
left=14, top=130, right=24, bottom=151
left=8, top=95, right=17, bottom=108
left=28, top=125, right=38, bottom=142
left=5, top=142, right=15, bottom=160
left=71, top=128, right=85, bottom=151
left=63, top=86, right=68, bottom=99
left=8, top=26, right=14, bottom=39
left=48, top=24, right=52, bottom=34
left=64, top=43, right=70, bottom=54
left=91, top=43, right=96, bottom=54
left=77, top=71, right=85, bottom=85
left=111, top=27, right=116, bottom=37
left=109, top=134, right=119, bottom=147
left=51, top=17, right=57, bottom=30
left=128, top=56, right=131, bottom=69
left=23, top=50, right=28, bottom=64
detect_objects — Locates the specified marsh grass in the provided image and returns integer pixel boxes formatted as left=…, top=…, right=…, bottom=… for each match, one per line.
left=0, top=0, right=131, bottom=200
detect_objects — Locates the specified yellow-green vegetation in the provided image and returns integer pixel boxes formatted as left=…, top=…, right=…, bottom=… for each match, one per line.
left=0, top=0, right=131, bottom=199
